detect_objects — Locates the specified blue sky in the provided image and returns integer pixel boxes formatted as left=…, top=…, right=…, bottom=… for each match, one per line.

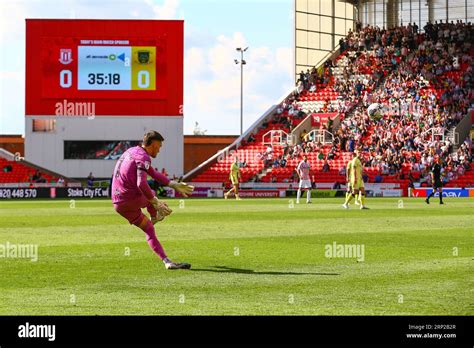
left=0, top=0, right=294, bottom=135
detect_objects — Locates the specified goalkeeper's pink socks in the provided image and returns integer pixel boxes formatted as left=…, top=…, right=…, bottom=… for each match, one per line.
left=140, top=219, right=167, bottom=260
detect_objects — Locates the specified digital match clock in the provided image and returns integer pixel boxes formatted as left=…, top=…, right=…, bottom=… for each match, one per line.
left=75, top=46, right=156, bottom=91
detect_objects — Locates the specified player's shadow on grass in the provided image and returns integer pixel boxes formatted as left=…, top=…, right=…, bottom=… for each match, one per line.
left=191, top=266, right=339, bottom=276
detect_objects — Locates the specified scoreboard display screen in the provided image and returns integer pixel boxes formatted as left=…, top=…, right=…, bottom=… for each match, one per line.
left=77, top=45, right=156, bottom=91
left=27, top=20, right=183, bottom=116
left=41, top=38, right=163, bottom=99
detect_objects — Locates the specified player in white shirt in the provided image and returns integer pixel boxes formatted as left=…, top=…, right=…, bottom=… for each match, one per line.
left=296, top=155, right=312, bottom=204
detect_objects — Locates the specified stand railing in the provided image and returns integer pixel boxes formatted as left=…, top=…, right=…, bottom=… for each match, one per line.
left=262, top=130, right=289, bottom=147
left=307, top=129, right=334, bottom=145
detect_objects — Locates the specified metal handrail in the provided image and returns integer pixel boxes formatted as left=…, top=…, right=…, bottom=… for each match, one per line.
left=262, top=130, right=289, bottom=147
left=307, top=129, right=334, bottom=145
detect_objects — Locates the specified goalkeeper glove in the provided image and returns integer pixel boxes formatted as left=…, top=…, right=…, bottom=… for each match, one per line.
left=149, top=196, right=172, bottom=217
left=169, top=180, right=195, bottom=197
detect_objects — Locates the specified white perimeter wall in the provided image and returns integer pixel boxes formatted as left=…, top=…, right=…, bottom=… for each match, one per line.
left=25, top=116, right=183, bottom=178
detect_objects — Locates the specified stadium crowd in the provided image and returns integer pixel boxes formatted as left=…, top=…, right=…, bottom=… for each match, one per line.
left=335, top=20, right=473, bottom=181
left=249, top=21, right=473, bottom=184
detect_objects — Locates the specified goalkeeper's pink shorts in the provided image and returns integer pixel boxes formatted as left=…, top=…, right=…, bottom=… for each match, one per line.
left=113, top=190, right=156, bottom=225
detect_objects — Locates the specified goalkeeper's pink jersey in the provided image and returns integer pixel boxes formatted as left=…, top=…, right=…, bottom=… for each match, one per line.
left=112, top=146, right=170, bottom=204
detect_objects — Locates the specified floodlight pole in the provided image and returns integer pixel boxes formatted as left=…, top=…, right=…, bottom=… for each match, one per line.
left=240, top=50, right=243, bottom=136
left=236, top=47, right=248, bottom=136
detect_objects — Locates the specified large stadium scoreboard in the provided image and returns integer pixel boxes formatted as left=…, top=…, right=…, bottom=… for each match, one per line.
left=42, top=39, right=159, bottom=97
left=27, top=19, right=183, bottom=116
left=24, top=19, right=184, bottom=177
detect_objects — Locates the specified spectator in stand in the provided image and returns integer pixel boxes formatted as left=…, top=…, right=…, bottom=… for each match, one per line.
left=300, top=129, right=308, bottom=143
left=87, top=172, right=95, bottom=188
left=327, top=148, right=336, bottom=160
left=355, top=80, right=363, bottom=96
left=362, top=172, right=369, bottom=183
left=32, top=170, right=40, bottom=181
left=322, top=160, right=330, bottom=172
left=35, top=172, right=47, bottom=183
left=298, top=70, right=305, bottom=87
left=3, top=164, right=12, bottom=173
left=374, top=173, right=383, bottom=183
left=348, top=139, right=355, bottom=153
left=263, top=152, right=274, bottom=168
left=290, top=171, right=298, bottom=183
left=250, top=174, right=260, bottom=183
left=339, top=166, right=346, bottom=176
left=339, top=37, right=346, bottom=52
left=272, top=158, right=280, bottom=168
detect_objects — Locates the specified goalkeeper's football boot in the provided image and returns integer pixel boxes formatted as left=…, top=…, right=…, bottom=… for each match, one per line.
left=165, top=261, right=192, bottom=270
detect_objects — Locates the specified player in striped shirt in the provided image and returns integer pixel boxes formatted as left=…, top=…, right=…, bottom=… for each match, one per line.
left=296, top=155, right=312, bottom=204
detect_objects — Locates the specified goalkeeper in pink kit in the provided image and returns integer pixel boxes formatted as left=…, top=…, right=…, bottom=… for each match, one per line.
left=112, top=130, right=194, bottom=270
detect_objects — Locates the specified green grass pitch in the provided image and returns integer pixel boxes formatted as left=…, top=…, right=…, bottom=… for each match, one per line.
left=0, top=197, right=472, bottom=315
